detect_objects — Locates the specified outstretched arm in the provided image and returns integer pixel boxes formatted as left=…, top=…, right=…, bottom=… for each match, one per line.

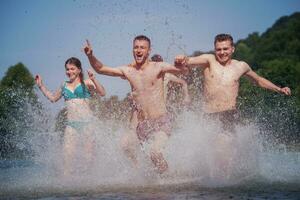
left=166, top=73, right=191, bottom=105
left=84, top=40, right=125, bottom=77
left=86, top=70, right=106, bottom=97
left=175, top=54, right=212, bottom=68
left=244, top=64, right=291, bottom=95
left=160, top=62, right=189, bottom=75
left=35, top=75, right=62, bottom=102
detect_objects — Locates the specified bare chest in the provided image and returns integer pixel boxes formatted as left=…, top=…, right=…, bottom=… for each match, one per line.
left=204, top=64, right=244, bottom=85
left=125, top=67, right=163, bottom=91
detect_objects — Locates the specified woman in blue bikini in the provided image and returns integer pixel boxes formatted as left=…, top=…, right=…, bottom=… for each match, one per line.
left=35, top=57, right=106, bottom=175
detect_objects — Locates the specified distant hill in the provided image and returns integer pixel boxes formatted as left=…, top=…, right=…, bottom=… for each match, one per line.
left=234, top=12, right=300, bottom=93
left=235, top=12, right=300, bottom=67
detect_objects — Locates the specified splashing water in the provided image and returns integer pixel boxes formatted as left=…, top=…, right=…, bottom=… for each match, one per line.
left=165, top=32, right=187, bottom=62
left=0, top=88, right=300, bottom=199
left=1, top=98, right=300, bottom=199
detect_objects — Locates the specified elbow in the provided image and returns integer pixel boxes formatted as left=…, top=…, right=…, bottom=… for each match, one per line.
left=253, top=78, right=262, bottom=87
left=95, top=67, right=102, bottom=74
left=49, top=97, right=59, bottom=103
left=92, top=63, right=104, bottom=74
left=91, top=65, right=101, bottom=74
left=257, top=79, right=267, bottom=88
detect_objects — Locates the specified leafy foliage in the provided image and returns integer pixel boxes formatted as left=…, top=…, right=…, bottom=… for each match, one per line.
left=0, top=63, right=43, bottom=158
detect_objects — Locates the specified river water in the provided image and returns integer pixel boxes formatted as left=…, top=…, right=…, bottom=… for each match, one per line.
left=1, top=111, right=299, bottom=199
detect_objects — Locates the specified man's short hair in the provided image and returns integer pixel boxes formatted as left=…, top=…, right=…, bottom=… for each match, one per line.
left=151, top=54, right=163, bottom=62
left=134, top=35, right=151, bottom=47
left=214, top=34, right=234, bottom=46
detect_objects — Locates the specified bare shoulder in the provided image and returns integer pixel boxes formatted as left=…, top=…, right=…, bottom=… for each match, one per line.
left=234, top=60, right=251, bottom=72
left=56, top=82, right=64, bottom=91
left=117, top=65, right=132, bottom=79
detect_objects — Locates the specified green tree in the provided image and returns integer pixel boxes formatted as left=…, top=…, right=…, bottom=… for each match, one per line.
left=0, top=63, right=43, bottom=158
left=234, top=32, right=260, bottom=68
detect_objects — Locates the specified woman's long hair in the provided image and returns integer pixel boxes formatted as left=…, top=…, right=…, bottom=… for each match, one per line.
left=64, top=57, right=89, bottom=96
left=65, top=57, right=84, bottom=84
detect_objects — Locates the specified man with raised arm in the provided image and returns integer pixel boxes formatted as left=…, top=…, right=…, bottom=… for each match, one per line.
left=120, top=54, right=191, bottom=168
left=84, top=35, right=186, bottom=174
left=175, top=33, right=291, bottom=131
left=175, top=33, right=291, bottom=177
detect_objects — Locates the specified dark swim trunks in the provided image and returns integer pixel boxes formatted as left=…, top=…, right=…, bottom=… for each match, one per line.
left=136, top=114, right=172, bottom=142
left=205, top=110, right=240, bottom=133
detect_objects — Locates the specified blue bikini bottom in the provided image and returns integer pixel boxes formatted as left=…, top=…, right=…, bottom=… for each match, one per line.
left=66, top=120, right=90, bottom=132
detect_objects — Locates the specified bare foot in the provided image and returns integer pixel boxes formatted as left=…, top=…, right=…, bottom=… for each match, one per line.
left=150, top=152, right=168, bottom=174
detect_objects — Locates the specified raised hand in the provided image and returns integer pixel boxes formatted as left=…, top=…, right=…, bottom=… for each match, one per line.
left=175, top=55, right=188, bottom=67
left=84, top=39, right=93, bottom=56
left=87, top=69, right=95, bottom=80
left=35, top=74, right=43, bottom=88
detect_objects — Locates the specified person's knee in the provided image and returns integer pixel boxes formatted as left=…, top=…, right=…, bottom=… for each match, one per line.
left=150, top=134, right=168, bottom=153
left=121, top=134, right=137, bottom=155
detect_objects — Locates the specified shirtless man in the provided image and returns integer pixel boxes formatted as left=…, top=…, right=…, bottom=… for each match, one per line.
left=175, top=33, right=291, bottom=127
left=175, top=33, right=291, bottom=176
left=121, top=54, right=191, bottom=167
left=83, top=35, right=186, bottom=174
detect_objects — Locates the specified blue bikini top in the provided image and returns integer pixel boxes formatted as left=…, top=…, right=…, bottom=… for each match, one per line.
left=62, top=81, right=91, bottom=100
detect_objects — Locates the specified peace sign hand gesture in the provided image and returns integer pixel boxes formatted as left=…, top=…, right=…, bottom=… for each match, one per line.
left=84, top=39, right=93, bottom=57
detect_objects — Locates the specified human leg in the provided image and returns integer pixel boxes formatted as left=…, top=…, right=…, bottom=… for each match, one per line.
left=83, top=123, right=96, bottom=168
left=211, top=110, right=238, bottom=178
left=121, top=110, right=139, bottom=166
left=63, top=126, right=78, bottom=176
left=214, top=133, right=234, bottom=178
left=121, top=129, right=139, bottom=166
left=149, top=130, right=169, bottom=174
left=136, top=114, right=172, bottom=174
